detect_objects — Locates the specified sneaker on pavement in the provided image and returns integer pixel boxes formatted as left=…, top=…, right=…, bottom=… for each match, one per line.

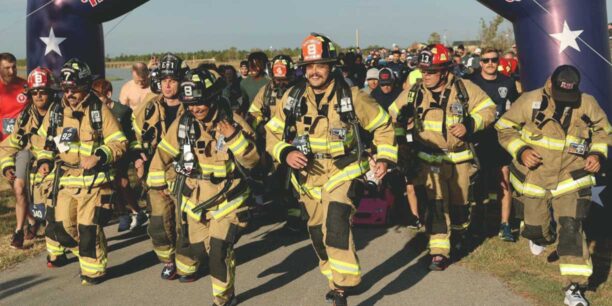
left=429, top=255, right=450, bottom=271
left=161, top=262, right=178, bottom=280
left=47, top=254, right=69, bottom=268
left=10, top=230, right=24, bottom=249
left=132, top=210, right=148, bottom=230
left=498, top=223, right=515, bottom=242
left=529, top=240, right=546, bottom=256
left=564, top=283, right=589, bottom=306
left=117, top=214, right=132, bottom=232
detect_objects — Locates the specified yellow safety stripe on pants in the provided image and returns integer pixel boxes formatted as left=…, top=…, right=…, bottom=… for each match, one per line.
left=560, top=262, right=593, bottom=277
left=46, top=242, right=65, bottom=256
left=154, top=247, right=175, bottom=261
left=329, top=258, right=361, bottom=276
left=417, top=149, right=474, bottom=164
left=176, top=258, right=197, bottom=275
left=423, top=120, right=443, bottom=133
left=226, top=132, right=249, bottom=156
left=158, top=138, right=180, bottom=157
left=506, top=138, right=529, bottom=159
left=376, top=144, right=398, bottom=163
left=550, top=175, right=596, bottom=197
left=471, top=97, right=496, bottom=114
left=212, top=280, right=235, bottom=297
left=364, top=106, right=390, bottom=132
left=104, top=130, right=127, bottom=143
left=471, top=113, right=484, bottom=132
left=290, top=173, right=322, bottom=200
left=147, top=171, right=167, bottom=187
left=590, top=142, right=608, bottom=158
left=323, top=160, right=369, bottom=192
left=59, top=172, right=114, bottom=188
left=429, top=239, right=451, bottom=250
left=0, top=156, right=15, bottom=171
left=509, top=171, right=546, bottom=198
left=79, top=258, right=107, bottom=274
left=266, top=116, right=285, bottom=134
left=388, top=102, right=400, bottom=117
left=272, top=141, right=293, bottom=163
left=211, top=190, right=250, bottom=220
left=495, top=117, right=520, bottom=130
left=72, top=249, right=80, bottom=257
left=321, top=268, right=333, bottom=280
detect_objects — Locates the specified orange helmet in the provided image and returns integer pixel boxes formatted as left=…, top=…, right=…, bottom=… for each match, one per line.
left=417, top=44, right=451, bottom=71
left=27, top=67, right=54, bottom=92
left=297, top=33, right=338, bottom=66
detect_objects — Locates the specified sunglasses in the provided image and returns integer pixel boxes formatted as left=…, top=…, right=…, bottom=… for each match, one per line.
left=30, top=89, right=49, bottom=96
left=481, top=57, right=499, bottom=64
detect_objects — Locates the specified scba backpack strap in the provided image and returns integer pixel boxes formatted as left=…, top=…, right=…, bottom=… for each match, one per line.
left=176, top=112, right=198, bottom=176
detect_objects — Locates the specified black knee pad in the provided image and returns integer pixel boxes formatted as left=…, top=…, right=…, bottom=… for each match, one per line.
left=325, top=202, right=352, bottom=250
left=558, top=217, right=583, bottom=257
left=449, top=205, right=470, bottom=230
left=94, top=206, right=112, bottom=227
left=45, top=206, right=56, bottom=222
left=427, top=200, right=447, bottom=235
left=347, top=180, right=366, bottom=207
left=148, top=216, right=170, bottom=246
left=177, top=241, right=206, bottom=261
left=78, top=224, right=98, bottom=259
left=209, top=237, right=230, bottom=283
left=308, top=225, right=328, bottom=260
left=46, top=221, right=78, bottom=248
left=521, top=224, right=554, bottom=246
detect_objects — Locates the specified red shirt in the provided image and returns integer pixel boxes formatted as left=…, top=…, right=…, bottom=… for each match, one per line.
left=0, top=77, right=28, bottom=140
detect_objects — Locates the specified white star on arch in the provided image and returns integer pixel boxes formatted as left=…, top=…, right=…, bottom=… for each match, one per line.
left=40, top=28, right=66, bottom=56
left=549, top=21, right=583, bottom=54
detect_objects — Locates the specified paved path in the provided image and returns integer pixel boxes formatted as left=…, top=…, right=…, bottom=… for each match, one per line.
left=0, top=218, right=530, bottom=306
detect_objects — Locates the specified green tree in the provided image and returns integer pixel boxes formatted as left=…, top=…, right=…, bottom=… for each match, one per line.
left=479, top=15, right=515, bottom=51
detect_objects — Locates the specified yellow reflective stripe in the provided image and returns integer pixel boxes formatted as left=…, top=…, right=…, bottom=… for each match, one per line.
left=377, top=144, right=398, bottom=162
left=506, top=138, right=529, bottom=159
left=153, top=247, right=175, bottom=260
left=509, top=171, right=546, bottom=197
left=8, top=135, right=22, bottom=149
left=158, top=138, right=179, bottom=157
left=181, top=196, right=203, bottom=220
left=590, top=142, right=608, bottom=158
left=471, top=113, right=484, bottom=132
left=199, top=161, right=234, bottom=178
left=328, top=141, right=345, bottom=155
left=429, top=239, right=450, bottom=250
left=394, top=127, right=406, bottom=136
left=495, top=117, right=520, bottom=130
left=227, top=132, right=249, bottom=156
left=290, top=173, right=322, bottom=200
left=470, top=97, right=495, bottom=114
left=211, top=190, right=250, bottom=220
left=321, top=268, right=333, bottom=280
left=309, top=137, right=328, bottom=151
left=96, top=145, right=113, bottom=164
left=388, top=102, right=400, bottom=117
left=59, top=172, right=113, bottom=188
left=560, top=262, right=593, bottom=277
left=417, top=149, right=473, bottom=164
left=266, top=116, right=285, bottom=133
left=176, top=258, right=197, bottom=274
left=551, top=175, right=596, bottom=197
left=272, top=141, right=292, bottom=162
left=248, top=103, right=261, bottom=113
left=323, top=160, right=369, bottom=192
left=451, top=221, right=470, bottom=231
left=104, top=130, right=127, bottom=143
left=147, top=171, right=166, bottom=187
left=520, top=129, right=565, bottom=151
left=129, top=140, right=142, bottom=150
left=329, top=258, right=361, bottom=276
left=212, top=282, right=234, bottom=297
left=37, top=150, right=54, bottom=160
left=364, top=106, right=389, bottom=132
left=423, top=120, right=442, bottom=133
left=46, top=243, right=65, bottom=255
left=0, top=157, right=15, bottom=169
left=79, top=258, right=107, bottom=273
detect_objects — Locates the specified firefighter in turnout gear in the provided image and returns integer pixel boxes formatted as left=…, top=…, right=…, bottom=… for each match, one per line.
left=265, top=33, right=397, bottom=306
left=496, top=65, right=612, bottom=306
left=147, top=68, right=258, bottom=306
left=0, top=67, right=57, bottom=255
left=34, top=58, right=128, bottom=285
left=131, top=53, right=190, bottom=280
left=388, top=44, right=496, bottom=271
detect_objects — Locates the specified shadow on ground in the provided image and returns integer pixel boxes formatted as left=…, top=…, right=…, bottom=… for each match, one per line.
left=0, top=274, right=53, bottom=300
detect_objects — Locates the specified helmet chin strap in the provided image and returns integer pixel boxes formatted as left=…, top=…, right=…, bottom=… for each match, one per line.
left=427, top=70, right=449, bottom=91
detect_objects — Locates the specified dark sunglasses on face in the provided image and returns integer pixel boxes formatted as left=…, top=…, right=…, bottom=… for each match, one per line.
left=31, top=89, right=49, bottom=96
left=481, top=57, right=499, bottom=64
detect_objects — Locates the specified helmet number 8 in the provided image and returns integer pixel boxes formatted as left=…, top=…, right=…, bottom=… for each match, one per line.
left=307, top=43, right=318, bottom=56
left=184, top=85, right=193, bottom=97
left=34, top=73, right=43, bottom=86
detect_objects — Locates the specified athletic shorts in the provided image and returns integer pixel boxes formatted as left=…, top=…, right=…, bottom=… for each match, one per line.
left=15, top=149, right=33, bottom=181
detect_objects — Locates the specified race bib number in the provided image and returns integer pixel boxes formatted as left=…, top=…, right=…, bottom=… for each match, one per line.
left=53, top=135, right=70, bottom=153
left=2, top=118, right=16, bottom=134
left=293, top=135, right=312, bottom=155
left=59, top=127, right=78, bottom=143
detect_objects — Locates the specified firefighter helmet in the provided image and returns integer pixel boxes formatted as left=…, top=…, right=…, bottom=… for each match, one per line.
left=297, top=33, right=338, bottom=66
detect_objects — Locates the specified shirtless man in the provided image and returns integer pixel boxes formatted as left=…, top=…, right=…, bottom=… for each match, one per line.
left=119, top=62, right=152, bottom=110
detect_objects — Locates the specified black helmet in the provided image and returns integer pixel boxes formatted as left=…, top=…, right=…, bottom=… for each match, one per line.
left=60, top=58, right=92, bottom=90
left=179, top=68, right=226, bottom=106
left=297, top=33, right=338, bottom=66
left=270, top=55, right=295, bottom=80
left=159, top=53, right=188, bottom=80
left=149, top=66, right=162, bottom=94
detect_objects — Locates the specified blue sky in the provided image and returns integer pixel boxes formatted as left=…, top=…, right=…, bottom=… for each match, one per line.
left=1, top=0, right=610, bottom=58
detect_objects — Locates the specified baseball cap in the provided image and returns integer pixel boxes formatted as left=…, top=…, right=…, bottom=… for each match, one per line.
left=378, top=68, right=395, bottom=85
left=551, top=65, right=581, bottom=103
left=366, top=68, right=379, bottom=80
